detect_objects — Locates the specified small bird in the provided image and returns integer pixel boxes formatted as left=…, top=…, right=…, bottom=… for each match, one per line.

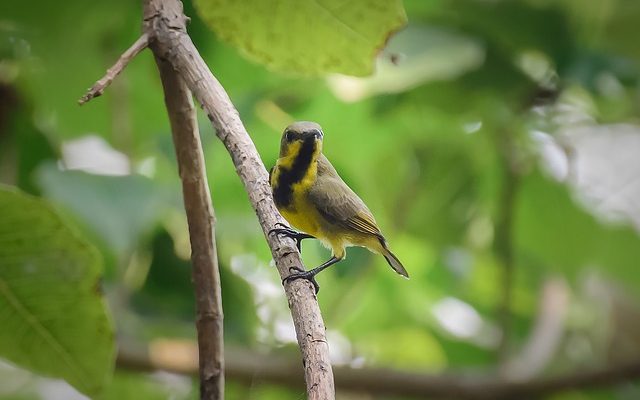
left=269, top=121, right=408, bottom=293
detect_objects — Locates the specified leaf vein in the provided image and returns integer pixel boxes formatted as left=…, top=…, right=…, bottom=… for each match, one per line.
left=307, top=0, right=370, bottom=44
left=0, top=277, right=89, bottom=390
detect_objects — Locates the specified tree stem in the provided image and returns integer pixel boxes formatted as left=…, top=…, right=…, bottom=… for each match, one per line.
left=155, top=55, right=224, bottom=399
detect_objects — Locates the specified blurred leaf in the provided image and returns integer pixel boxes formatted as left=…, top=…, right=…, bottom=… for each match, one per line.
left=0, top=90, right=59, bottom=195
left=131, top=230, right=195, bottom=319
left=328, top=24, right=485, bottom=100
left=533, top=0, right=640, bottom=63
left=228, top=382, right=301, bottom=400
left=417, top=0, right=575, bottom=69
left=0, top=0, right=166, bottom=144
left=104, top=370, right=194, bottom=400
left=0, top=186, right=114, bottom=397
left=564, top=50, right=639, bottom=93
left=194, top=0, right=407, bottom=76
left=431, top=330, right=494, bottom=367
left=358, top=328, right=447, bottom=370
left=218, top=259, right=259, bottom=344
left=35, top=164, right=171, bottom=259
left=600, top=0, right=640, bottom=62
left=516, top=171, right=640, bottom=287
left=131, top=229, right=258, bottom=344
left=14, top=122, right=57, bottom=196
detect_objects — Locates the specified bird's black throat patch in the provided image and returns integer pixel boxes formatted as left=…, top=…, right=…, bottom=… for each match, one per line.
left=273, top=138, right=316, bottom=208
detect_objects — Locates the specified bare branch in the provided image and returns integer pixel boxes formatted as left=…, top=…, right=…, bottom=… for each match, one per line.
left=154, top=56, right=224, bottom=398
left=78, top=33, right=149, bottom=105
left=142, top=1, right=334, bottom=398
left=117, top=341, right=640, bottom=400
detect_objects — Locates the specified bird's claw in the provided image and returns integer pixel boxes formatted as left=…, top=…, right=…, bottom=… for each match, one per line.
left=269, top=222, right=291, bottom=234
left=269, top=224, right=312, bottom=252
left=270, top=227, right=301, bottom=238
left=270, top=224, right=320, bottom=292
left=282, top=269, right=320, bottom=294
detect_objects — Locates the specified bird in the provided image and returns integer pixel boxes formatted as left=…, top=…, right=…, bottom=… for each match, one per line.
left=269, top=121, right=408, bottom=293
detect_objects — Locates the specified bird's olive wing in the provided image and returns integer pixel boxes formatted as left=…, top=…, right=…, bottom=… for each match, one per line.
left=308, top=176, right=382, bottom=237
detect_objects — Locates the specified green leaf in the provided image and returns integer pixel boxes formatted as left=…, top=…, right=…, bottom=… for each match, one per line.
left=194, top=0, right=407, bottom=76
left=327, top=25, right=485, bottom=100
left=516, top=172, right=640, bottom=286
left=35, top=163, right=171, bottom=258
left=104, top=370, right=194, bottom=400
left=0, top=0, right=167, bottom=141
left=0, top=186, right=114, bottom=397
left=357, top=328, right=447, bottom=370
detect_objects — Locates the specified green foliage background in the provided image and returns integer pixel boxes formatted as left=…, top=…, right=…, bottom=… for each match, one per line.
left=1, top=0, right=639, bottom=399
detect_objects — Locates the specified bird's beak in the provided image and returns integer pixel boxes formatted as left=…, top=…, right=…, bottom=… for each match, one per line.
left=302, top=130, right=323, bottom=140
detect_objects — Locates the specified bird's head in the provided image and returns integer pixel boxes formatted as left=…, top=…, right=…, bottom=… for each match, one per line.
left=279, top=121, right=324, bottom=159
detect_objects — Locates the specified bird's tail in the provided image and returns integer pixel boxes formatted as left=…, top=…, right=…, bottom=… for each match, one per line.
left=379, top=239, right=409, bottom=278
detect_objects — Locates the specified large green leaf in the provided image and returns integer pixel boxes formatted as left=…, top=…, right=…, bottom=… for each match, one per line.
left=0, top=186, right=114, bottom=397
left=194, top=0, right=407, bottom=76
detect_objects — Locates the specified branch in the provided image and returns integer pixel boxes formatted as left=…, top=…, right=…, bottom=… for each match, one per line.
left=78, top=33, right=149, bottom=105
left=116, top=341, right=640, bottom=400
left=154, top=56, right=224, bottom=398
left=494, top=129, right=521, bottom=360
left=142, top=1, right=334, bottom=399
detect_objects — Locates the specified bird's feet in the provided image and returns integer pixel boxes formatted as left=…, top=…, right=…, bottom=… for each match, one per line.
left=269, top=223, right=315, bottom=252
left=282, top=266, right=320, bottom=294
left=268, top=222, right=300, bottom=238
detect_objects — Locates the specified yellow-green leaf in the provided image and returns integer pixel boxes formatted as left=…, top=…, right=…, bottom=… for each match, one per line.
left=194, top=0, right=407, bottom=76
left=0, top=186, right=114, bottom=397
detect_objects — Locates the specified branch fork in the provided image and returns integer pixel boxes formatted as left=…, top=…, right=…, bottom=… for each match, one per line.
left=79, top=1, right=335, bottom=399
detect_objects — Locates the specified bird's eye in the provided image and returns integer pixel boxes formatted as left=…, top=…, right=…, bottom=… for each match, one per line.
left=285, top=131, right=293, bottom=141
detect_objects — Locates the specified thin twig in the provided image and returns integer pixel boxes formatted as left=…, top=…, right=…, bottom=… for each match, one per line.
left=142, top=1, right=335, bottom=398
left=155, top=57, right=224, bottom=398
left=78, top=33, right=149, bottom=105
left=116, top=341, right=640, bottom=400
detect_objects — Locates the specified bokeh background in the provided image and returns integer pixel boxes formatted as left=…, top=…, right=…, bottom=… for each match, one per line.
left=1, top=0, right=640, bottom=399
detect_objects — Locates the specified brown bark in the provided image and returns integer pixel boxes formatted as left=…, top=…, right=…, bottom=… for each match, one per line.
left=155, top=57, right=224, bottom=398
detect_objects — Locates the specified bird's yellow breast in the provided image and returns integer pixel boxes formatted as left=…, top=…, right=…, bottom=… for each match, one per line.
left=274, top=159, right=323, bottom=237
left=279, top=194, right=349, bottom=258
left=279, top=195, right=323, bottom=237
